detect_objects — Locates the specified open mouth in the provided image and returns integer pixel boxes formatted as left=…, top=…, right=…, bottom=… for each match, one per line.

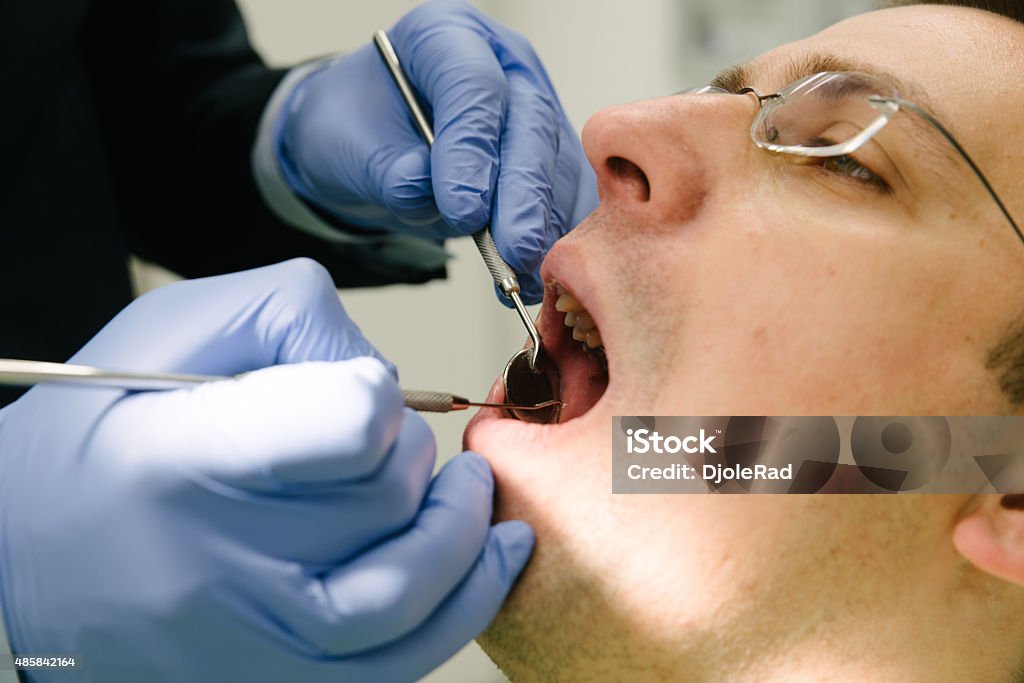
left=534, top=281, right=610, bottom=422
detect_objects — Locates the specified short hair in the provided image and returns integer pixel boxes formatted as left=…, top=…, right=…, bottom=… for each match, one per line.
left=987, top=317, right=1024, bottom=406
left=879, top=0, right=1024, bottom=21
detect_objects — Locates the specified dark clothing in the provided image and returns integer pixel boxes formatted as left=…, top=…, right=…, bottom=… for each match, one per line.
left=1, top=0, right=441, bottom=406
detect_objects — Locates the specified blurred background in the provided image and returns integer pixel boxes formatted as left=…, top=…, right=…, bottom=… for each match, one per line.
left=131, top=0, right=874, bottom=679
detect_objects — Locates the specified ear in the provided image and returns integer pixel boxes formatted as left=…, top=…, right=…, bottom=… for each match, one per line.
left=953, top=495, right=1024, bottom=585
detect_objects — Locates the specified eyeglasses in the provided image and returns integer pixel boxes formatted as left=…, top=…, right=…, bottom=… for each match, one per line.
left=685, top=71, right=1023, bottom=247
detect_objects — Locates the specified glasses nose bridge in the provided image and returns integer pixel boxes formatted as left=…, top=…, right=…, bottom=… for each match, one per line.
left=735, top=86, right=782, bottom=111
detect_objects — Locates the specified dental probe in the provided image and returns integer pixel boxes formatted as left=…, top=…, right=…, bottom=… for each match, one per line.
left=398, top=389, right=560, bottom=414
left=372, top=30, right=544, bottom=372
left=0, top=358, right=560, bottom=414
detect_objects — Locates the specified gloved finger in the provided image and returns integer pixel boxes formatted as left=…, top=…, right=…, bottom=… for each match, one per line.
left=70, top=258, right=395, bottom=379
left=373, top=146, right=455, bottom=241
left=282, top=44, right=445, bottom=232
left=341, top=520, right=533, bottom=680
left=277, top=452, right=495, bottom=653
left=391, top=19, right=508, bottom=234
left=301, top=141, right=442, bottom=231
left=378, top=147, right=444, bottom=227
left=489, top=69, right=561, bottom=305
left=88, top=359, right=417, bottom=490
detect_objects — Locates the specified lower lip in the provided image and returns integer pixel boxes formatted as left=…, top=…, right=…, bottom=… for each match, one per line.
left=463, top=371, right=601, bottom=456
left=462, top=376, right=511, bottom=447
left=464, top=355, right=606, bottom=440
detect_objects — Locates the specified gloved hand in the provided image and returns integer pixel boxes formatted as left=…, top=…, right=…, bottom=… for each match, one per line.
left=274, top=0, right=598, bottom=304
left=0, top=259, right=533, bottom=683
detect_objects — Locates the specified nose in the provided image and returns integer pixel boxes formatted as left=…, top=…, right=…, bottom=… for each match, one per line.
left=580, top=95, right=749, bottom=224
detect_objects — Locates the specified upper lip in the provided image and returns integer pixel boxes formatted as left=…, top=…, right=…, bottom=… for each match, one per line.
left=539, top=240, right=609, bottom=354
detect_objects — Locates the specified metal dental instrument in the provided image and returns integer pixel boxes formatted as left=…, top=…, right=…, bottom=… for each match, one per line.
left=502, top=350, right=561, bottom=424
left=372, top=30, right=544, bottom=373
left=399, top=388, right=560, bottom=414
left=0, top=358, right=560, bottom=415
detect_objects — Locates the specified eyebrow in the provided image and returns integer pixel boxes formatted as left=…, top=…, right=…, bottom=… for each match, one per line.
left=710, top=52, right=963, bottom=171
left=710, top=53, right=937, bottom=109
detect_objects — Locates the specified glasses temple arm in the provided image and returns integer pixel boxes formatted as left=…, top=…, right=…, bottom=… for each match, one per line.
left=886, top=97, right=1024, bottom=247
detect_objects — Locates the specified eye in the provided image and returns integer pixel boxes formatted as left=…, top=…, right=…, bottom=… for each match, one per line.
left=802, top=136, right=891, bottom=193
left=820, top=154, right=888, bottom=191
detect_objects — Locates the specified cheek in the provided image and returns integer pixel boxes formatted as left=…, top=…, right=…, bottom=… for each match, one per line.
left=660, top=224, right=980, bottom=411
left=470, top=415, right=803, bottom=590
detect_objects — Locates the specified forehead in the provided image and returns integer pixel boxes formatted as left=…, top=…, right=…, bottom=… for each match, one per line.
left=756, top=5, right=1023, bottom=92
left=750, top=6, right=1024, bottom=147
left=746, top=5, right=1024, bottom=218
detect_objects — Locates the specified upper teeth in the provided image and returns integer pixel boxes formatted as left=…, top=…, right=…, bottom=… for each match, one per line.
left=555, top=289, right=603, bottom=350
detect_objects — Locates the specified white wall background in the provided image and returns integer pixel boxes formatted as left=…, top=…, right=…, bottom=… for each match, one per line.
left=132, top=1, right=874, bottom=680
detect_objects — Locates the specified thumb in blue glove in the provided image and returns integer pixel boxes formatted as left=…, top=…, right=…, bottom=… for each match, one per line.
left=275, top=0, right=598, bottom=304
left=0, top=258, right=533, bottom=682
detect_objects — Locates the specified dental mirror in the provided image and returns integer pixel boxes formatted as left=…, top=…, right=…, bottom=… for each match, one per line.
left=503, top=348, right=561, bottom=424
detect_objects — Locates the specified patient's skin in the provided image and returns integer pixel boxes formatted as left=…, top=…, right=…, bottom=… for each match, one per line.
left=464, top=6, right=1024, bottom=682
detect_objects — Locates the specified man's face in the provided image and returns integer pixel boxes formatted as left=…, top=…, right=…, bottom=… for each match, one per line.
left=465, top=6, right=1024, bottom=682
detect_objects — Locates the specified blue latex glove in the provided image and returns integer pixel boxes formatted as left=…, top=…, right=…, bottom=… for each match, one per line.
left=274, top=0, right=598, bottom=304
left=0, top=259, right=533, bottom=683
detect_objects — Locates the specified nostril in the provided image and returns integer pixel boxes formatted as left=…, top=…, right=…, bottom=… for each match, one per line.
left=606, top=156, right=650, bottom=202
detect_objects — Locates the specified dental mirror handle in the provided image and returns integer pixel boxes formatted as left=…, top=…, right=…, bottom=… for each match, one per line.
left=372, top=30, right=543, bottom=371
left=0, top=359, right=557, bottom=415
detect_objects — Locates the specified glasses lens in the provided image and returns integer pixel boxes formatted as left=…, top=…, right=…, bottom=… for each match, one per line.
left=752, top=72, right=899, bottom=157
